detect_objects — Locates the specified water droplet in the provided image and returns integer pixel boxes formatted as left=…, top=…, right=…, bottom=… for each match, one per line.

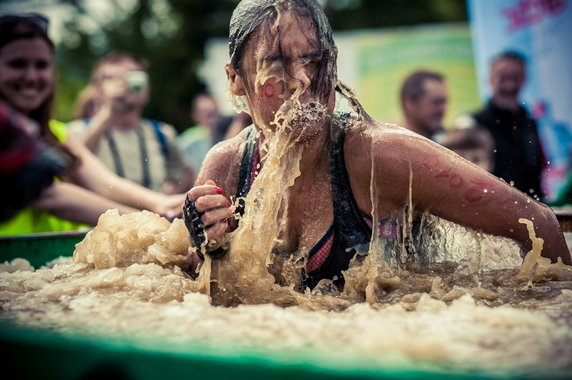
left=509, top=181, right=515, bottom=186
left=510, top=229, right=514, bottom=232
left=483, top=189, right=488, bottom=193
left=493, top=149, right=497, bottom=153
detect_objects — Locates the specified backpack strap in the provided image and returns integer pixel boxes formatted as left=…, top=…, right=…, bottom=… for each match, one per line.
left=149, top=119, right=169, bottom=158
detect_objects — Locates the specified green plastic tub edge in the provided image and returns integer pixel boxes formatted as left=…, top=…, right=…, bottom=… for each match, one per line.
left=0, top=323, right=501, bottom=380
left=0, top=230, right=88, bottom=268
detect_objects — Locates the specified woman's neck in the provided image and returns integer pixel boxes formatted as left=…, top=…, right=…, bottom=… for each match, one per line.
left=257, top=119, right=330, bottom=176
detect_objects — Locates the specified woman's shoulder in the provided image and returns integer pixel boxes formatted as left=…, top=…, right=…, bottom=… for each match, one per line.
left=346, top=118, right=409, bottom=150
left=345, top=117, right=444, bottom=170
left=196, top=127, right=252, bottom=186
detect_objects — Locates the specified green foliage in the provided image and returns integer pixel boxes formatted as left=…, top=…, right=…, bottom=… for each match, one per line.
left=53, top=0, right=466, bottom=131
left=324, top=0, right=467, bottom=30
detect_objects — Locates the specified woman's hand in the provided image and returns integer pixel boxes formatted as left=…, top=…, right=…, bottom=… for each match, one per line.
left=184, top=179, right=234, bottom=250
left=155, top=193, right=185, bottom=221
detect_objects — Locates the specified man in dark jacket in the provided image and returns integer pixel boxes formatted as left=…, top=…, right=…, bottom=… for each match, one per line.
left=472, top=51, right=545, bottom=200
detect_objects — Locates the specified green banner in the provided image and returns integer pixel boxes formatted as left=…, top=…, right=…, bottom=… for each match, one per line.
left=342, top=24, right=480, bottom=127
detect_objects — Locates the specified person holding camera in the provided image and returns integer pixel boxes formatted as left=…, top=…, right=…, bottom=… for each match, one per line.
left=0, top=15, right=186, bottom=235
left=68, top=52, right=194, bottom=194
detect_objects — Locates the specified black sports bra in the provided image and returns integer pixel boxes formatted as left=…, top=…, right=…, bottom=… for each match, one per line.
left=235, top=115, right=372, bottom=289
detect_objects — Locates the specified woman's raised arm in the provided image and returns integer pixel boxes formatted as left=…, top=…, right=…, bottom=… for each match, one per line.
left=373, top=132, right=570, bottom=265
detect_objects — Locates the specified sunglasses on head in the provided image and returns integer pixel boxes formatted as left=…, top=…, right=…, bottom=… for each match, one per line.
left=0, top=13, right=49, bottom=32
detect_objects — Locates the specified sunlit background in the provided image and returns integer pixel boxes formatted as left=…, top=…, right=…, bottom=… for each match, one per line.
left=0, top=0, right=470, bottom=126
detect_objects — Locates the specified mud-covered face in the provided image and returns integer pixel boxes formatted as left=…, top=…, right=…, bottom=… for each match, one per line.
left=230, top=11, right=333, bottom=137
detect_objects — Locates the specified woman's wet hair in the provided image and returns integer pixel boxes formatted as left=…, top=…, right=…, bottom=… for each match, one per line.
left=229, top=0, right=337, bottom=102
left=228, top=0, right=372, bottom=121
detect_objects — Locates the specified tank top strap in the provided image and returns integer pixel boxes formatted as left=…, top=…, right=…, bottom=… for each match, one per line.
left=235, top=126, right=259, bottom=215
left=330, top=113, right=372, bottom=250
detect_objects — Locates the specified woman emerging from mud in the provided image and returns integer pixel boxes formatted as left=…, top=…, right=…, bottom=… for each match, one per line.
left=184, top=0, right=570, bottom=296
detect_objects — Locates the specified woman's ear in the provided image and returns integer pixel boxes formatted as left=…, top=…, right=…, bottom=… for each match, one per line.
left=225, top=63, right=246, bottom=96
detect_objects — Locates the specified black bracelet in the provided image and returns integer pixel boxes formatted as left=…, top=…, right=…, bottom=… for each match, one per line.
left=183, top=196, right=206, bottom=249
left=184, top=196, right=228, bottom=261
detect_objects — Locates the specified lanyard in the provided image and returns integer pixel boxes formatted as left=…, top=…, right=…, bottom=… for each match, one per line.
left=106, top=125, right=151, bottom=188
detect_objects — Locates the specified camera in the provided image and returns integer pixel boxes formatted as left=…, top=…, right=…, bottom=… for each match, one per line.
left=123, top=71, right=148, bottom=93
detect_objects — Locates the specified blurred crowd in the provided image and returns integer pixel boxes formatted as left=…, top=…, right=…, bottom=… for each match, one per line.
left=0, top=11, right=569, bottom=237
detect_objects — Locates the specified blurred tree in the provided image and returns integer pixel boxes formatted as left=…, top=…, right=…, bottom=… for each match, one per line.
left=50, top=0, right=466, bottom=131
left=324, top=0, right=467, bottom=30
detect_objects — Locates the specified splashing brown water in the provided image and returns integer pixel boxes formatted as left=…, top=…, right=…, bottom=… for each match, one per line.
left=1, top=208, right=571, bottom=376
left=3, top=112, right=572, bottom=374
left=3, top=104, right=572, bottom=376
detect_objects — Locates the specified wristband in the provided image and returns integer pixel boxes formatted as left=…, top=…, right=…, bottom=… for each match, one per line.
left=183, top=196, right=206, bottom=249
left=184, top=196, right=228, bottom=261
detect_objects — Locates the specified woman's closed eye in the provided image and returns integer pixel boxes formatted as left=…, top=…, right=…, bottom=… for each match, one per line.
left=300, top=51, right=322, bottom=66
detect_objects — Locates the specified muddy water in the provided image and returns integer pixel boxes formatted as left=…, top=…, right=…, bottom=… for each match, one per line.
left=1, top=208, right=572, bottom=377
left=2, top=104, right=572, bottom=377
left=2, top=14, right=572, bottom=372
left=2, top=116, right=572, bottom=378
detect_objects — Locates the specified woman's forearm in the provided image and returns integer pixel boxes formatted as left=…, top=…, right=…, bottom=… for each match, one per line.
left=33, top=182, right=137, bottom=226
left=65, top=140, right=183, bottom=217
left=375, top=134, right=571, bottom=265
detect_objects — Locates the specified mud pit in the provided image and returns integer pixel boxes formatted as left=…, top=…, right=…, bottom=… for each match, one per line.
left=1, top=209, right=572, bottom=378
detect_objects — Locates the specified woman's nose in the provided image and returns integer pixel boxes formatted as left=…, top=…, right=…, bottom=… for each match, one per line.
left=24, top=65, right=40, bottom=81
left=287, top=63, right=311, bottom=92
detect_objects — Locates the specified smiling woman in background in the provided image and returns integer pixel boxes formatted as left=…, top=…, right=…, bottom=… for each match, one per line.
left=0, top=14, right=184, bottom=235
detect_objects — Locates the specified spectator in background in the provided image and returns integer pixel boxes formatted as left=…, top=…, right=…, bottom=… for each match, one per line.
left=399, top=70, right=448, bottom=140
left=176, top=93, right=223, bottom=173
left=68, top=52, right=194, bottom=194
left=471, top=51, right=545, bottom=200
left=436, top=126, right=495, bottom=173
left=223, top=111, right=252, bottom=141
left=0, top=13, right=184, bottom=235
